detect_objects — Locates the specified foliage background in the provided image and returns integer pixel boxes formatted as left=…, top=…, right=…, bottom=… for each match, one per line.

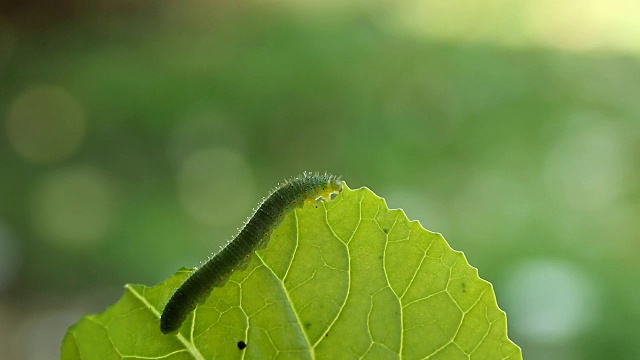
left=1, top=1, right=639, bottom=359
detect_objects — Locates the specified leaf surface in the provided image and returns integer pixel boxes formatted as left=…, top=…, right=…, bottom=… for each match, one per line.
left=62, top=183, right=522, bottom=359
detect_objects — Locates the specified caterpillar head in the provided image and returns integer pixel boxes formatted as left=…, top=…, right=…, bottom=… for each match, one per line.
left=315, top=177, right=343, bottom=203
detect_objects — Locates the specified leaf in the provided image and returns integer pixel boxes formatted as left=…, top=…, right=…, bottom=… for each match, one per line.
left=62, top=183, right=522, bottom=359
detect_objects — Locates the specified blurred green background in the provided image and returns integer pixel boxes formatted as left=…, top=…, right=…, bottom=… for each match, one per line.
left=1, top=1, right=639, bottom=359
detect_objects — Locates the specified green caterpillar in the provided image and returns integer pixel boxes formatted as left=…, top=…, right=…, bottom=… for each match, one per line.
left=160, top=172, right=343, bottom=334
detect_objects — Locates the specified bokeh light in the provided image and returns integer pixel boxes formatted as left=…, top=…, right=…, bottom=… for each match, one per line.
left=178, top=148, right=256, bottom=226
left=31, top=166, right=118, bottom=248
left=523, top=0, right=640, bottom=51
left=167, top=111, right=247, bottom=164
left=544, top=116, right=630, bottom=212
left=504, top=259, right=600, bottom=345
left=386, top=0, right=640, bottom=53
left=5, top=85, right=86, bottom=163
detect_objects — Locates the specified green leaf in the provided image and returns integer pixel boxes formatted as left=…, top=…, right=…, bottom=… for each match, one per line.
left=62, top=183, right=522, bottom=359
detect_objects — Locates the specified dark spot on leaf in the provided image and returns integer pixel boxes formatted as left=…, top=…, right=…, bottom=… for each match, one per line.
left=305, top=322, right=312, bottom=330
left=382, top=228, right=389, bottom=234
left=462, top=282, right=467, bottom=293
left=237, top=341, right=247, bottom=350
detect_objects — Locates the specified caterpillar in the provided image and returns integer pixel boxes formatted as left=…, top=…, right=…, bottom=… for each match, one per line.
left=160, top=172, right=343, bottom=334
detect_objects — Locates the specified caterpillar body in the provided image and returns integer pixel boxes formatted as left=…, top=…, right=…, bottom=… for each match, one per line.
left=160, top=172, right=343, bottom=334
